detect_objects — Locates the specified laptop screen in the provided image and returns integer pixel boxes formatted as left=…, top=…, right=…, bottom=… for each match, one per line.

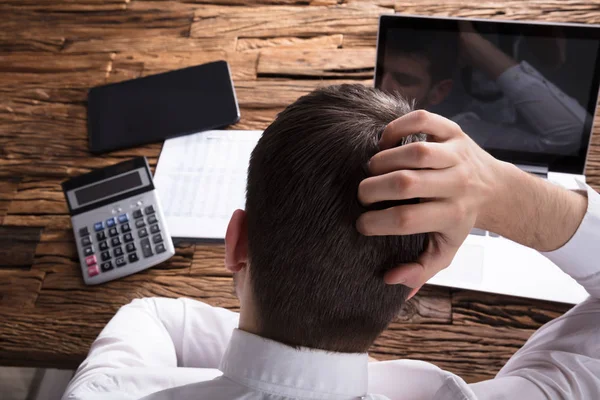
left=375, top=15, right=600, bottom=174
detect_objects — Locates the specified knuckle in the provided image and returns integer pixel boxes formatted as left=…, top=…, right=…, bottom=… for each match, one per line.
left=393, top=171, right=415, bottom=195
left=412, top=109, right=430, bottom=130
left=412, top=142, right=430, bottom=165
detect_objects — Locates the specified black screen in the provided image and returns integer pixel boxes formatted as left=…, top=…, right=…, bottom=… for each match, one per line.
left=75, top=171, right=142, bottom=205
left=87, top=60, right=240, bottom=154
left=376, top=16, right=600, bottom=174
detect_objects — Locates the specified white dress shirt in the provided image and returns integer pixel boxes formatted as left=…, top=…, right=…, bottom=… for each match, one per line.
left=454, top=61, right=588, bottom=154
left=63, top=184, right=600, bottom=400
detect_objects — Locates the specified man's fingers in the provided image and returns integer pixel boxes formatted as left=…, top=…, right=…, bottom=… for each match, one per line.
left=359, top=167, right=465, bottom=206
left=369, top=141, right=458, bottom=175
left=357, top=201, right=458, bottom=236
left=380, top=110, right=463, bottom=150
left=384, top=239, right=459, bottom=287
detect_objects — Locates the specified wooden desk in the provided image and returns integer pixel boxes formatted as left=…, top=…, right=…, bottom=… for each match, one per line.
left=1, top=0, right=599, bottom=384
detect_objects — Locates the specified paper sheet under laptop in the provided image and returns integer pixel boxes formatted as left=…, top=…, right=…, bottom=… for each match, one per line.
left=154, top=130, right=263, bottom=240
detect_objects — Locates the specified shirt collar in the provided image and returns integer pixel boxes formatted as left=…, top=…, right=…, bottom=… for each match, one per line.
left=219, top=329, right=368, bottom=399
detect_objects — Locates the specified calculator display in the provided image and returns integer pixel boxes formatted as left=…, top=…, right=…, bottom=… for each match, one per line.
left=75, top=171, right=142, bottom=206
left=65, top=165, right=152, bottom=213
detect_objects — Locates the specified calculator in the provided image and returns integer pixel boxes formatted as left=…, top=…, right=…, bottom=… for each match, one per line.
left=62, top=157, right=175, bottom=285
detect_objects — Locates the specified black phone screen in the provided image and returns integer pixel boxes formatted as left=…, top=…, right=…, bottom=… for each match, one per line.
left=87, top=60, right=240, bottom=154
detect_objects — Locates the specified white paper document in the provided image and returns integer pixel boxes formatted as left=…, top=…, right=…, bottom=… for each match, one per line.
left=154, top=130, right=263, bottom=240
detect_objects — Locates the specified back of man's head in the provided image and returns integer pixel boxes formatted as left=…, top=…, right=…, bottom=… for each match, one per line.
left=245, top=84, right=428, bottom=353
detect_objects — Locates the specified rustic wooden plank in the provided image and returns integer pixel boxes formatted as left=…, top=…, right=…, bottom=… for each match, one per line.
left=7, top=179, right=67, bottom=216
left=0, top=152, right=160, bottom=181
left=397, top=286, right=451, bottom=324
left=0, top=33, right=65, bottom=53
left=258, top=48, right=375, bottom=78
left=0, top=270, right=45, bottom=308
left=0, top=179, right=20, bottom=225
left=370, top=322, right=533, bottom=383
left=191, top=5, right=394, bottom=38
left=0, top=8, right=194, bottom=40
left=235, top=79, right=373, bottom=108
left=237, top=35, right=343, bottom=52
left=232, top=107, right=281, bottom=130
left=452, top=290, right=573, bottom=330
left=2, top=215, right=72, bottom=230
left=342, top=34, right=377, bottom=48
left=0, top=52, right=112, bottom=88
left=587, top=125, right=600, bottom=191
left=107, top=51, right=258, bottom=83
left=392, top=0, right=600, bottom=23
left=0, top=227, right=42, bottom=269
left=0, top=1, right=127, bottom=12
left=64, top=36, right=236, bottom=54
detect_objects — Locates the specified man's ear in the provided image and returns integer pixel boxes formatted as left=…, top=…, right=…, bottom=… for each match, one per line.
left=225, top=209, right=249, bottom=273
left=428, top=79, right=453, bottom=106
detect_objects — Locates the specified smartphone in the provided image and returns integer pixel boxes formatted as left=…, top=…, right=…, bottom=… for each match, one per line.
left=87, top=60, right=240, bottom=154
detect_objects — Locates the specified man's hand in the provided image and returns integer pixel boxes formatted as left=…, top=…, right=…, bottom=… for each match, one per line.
left=356, top=110, right=587, bottom=295
left=357, top=110, right=504, bottom=291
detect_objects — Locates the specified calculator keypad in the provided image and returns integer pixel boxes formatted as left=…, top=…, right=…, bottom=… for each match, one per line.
left=78, top=204, right=168, bottom=281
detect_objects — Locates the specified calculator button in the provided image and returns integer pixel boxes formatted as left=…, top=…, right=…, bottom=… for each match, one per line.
left=123, top=232, right=134, bottom=242
left=126, top=242, right=136, bottom=253
left=101, top=251, right=111, bottom=261
left=79, top=227, right=89, bottom=238
left=81, top=236, right=92, bottom=247
left=83, top=246, right=94, bottom=257
left=85, top=255, right=97, bottom=266
left=133, top=209, right=143, bottom=219
left=109, top=227, right=118, bottom=237
left=140, top=238, right=153, bottom=258
left=135, top=219, right=145, bottom=229
left=121, top=223, right=131, bottom=233
left=150, top=224, right=160, bottom=234
left=147, top=215, right=158, bottom=225
left=99, top=241, right=109, bottom=251
left=152, top=233, right=163, bottom=244
left=116, top=257, right=127, bottom=267
left=96, top=231, right=106, bottom=241
left=118, top=214, right=129, bottom=223
left=106, top=217, right=116, bottom=228
left=144, top=205, right=155, bottom=215
left=94, top=222, right=104, bottom=232
left=111, top=237, right=121, bottom=247
left=101, top=261, right=114, bottom=272
left=88, top=265, right=99, bottom=277
left=128, top=252, right=139, bottom=263
left=113, top=247, right=124, bottom=257
left=138, top=228, right=148, bottom=238
left=155, top=243, right=166, bottom=254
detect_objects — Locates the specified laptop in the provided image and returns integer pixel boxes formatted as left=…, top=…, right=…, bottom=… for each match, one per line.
left=375, top=15, right=600, bottom=304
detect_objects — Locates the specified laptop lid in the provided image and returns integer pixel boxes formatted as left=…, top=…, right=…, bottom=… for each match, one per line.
left=375, top=15, right=600, bottom=175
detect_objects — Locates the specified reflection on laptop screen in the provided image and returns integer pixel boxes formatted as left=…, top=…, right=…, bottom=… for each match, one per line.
left=375, top=16, right=600, bottom=174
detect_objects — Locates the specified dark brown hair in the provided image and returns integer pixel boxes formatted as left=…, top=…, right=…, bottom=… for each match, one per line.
left=245, top=84, right=427, bottom=353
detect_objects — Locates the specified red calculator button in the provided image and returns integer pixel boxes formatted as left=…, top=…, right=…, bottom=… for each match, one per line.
left=88, top=265, right=99, bottom=277
left=85, top=255, right=97, bottom=266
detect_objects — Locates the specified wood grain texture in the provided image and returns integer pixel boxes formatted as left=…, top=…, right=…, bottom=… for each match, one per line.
left=1, top=0, right=599, bottom=386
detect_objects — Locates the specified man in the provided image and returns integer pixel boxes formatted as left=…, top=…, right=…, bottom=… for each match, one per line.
left=380, top=28, right=458, bottom=110
left=63, top=84, right=600, bottom=400
left=381, top=24, right=587, bottom=153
